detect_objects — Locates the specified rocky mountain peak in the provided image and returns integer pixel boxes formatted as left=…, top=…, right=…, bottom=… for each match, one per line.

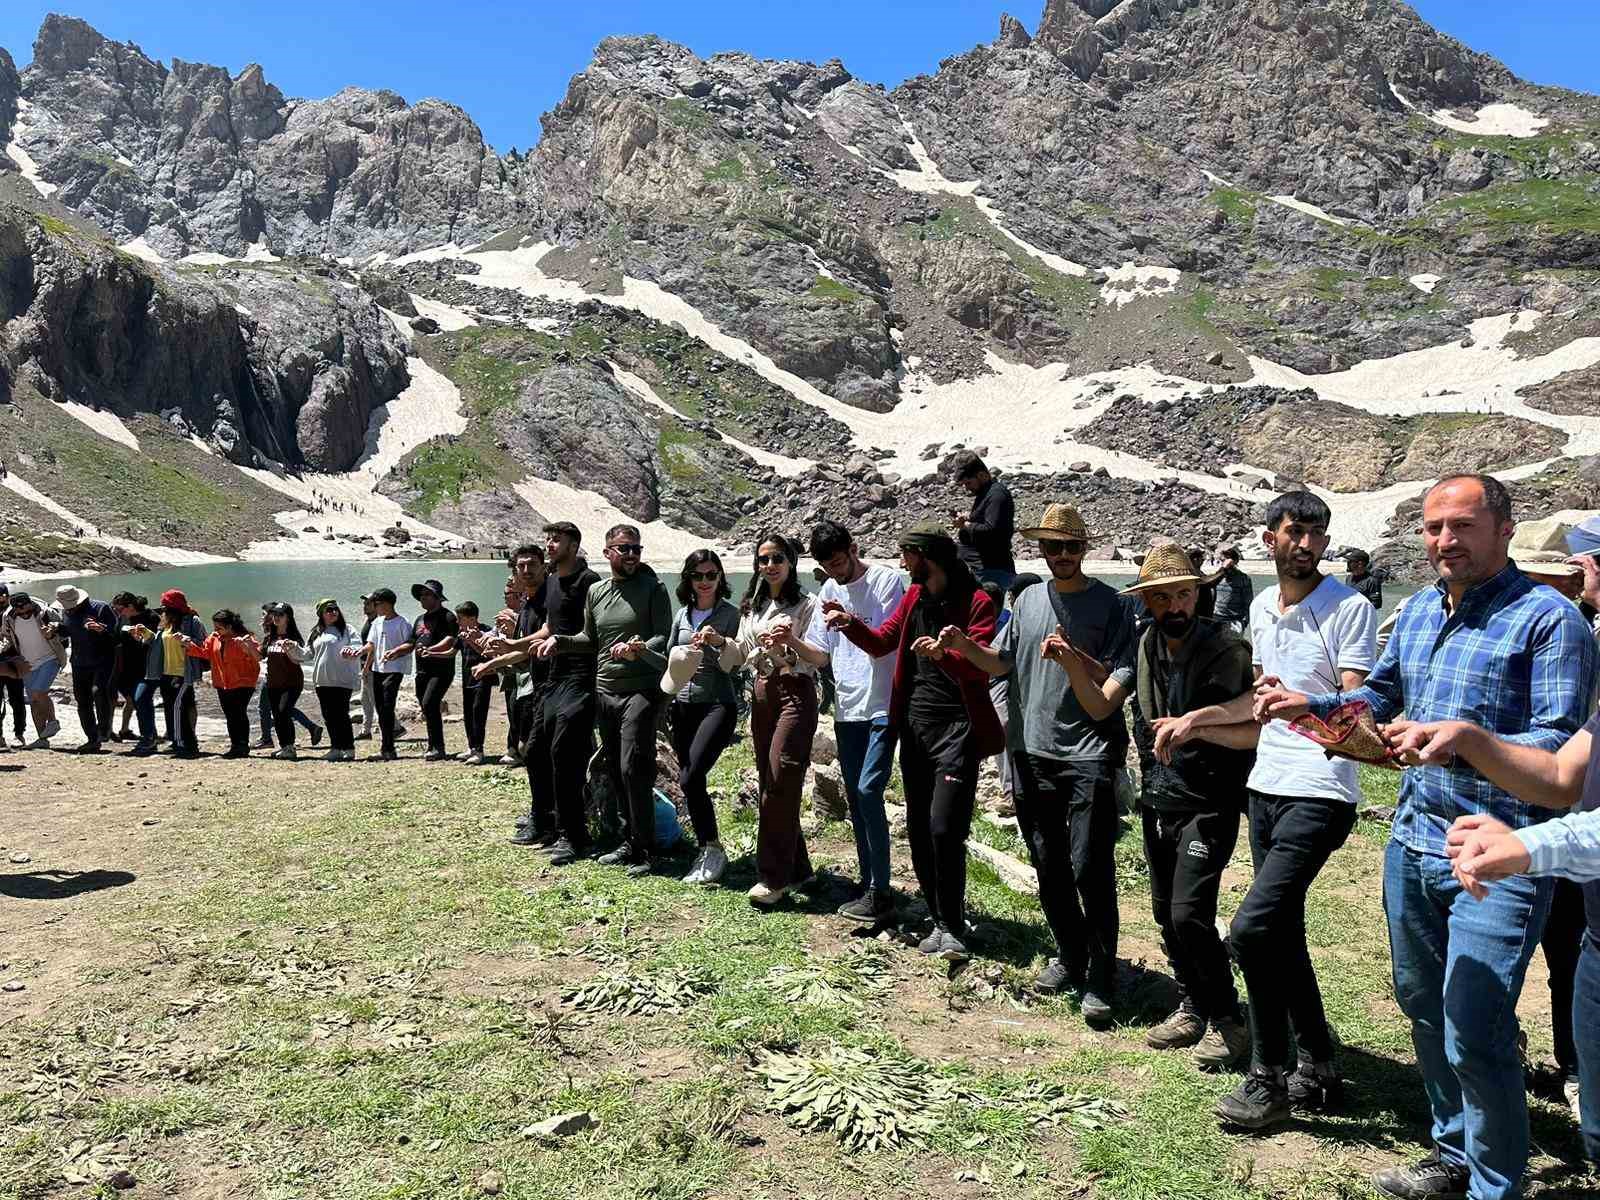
left=995, top=14, right=1033, bottom=48
left=0, top=48, right=18, bottom=144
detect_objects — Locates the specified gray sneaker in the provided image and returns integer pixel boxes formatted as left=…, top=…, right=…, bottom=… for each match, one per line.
left=41, top=719, right=61, bottom=739
left=937, top=929, right=970, bottom=962
left=1080, top=990, right=1114, bottom=1029
left=1193, top=1014, right=1251, bottom=1072
left=1146, top=1003, right=1207, bottom=1050
left=917, top=927, right=945, bottom=955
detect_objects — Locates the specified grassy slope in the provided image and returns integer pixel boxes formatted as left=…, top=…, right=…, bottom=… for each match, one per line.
left=1, top=742, right=1592, bottom=1200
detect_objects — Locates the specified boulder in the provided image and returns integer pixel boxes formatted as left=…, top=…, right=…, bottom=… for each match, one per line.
left=807, top=760, right=848, bottom=823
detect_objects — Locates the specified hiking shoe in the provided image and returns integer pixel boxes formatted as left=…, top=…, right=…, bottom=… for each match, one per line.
left=747, top=881, right=789, bottom=906
left=310, top=724, right=324, bottom=747
left=1194, top=1014, right=1251, bottom=1072
left=938, top=929, right=970, bottom=962
left=547, top=839, right=581, bottom=866
left=1370, top=1153, right=1470, bottom=1200
left=1035, top=958, right=1081, bottom=996
left=596, top=847, right=633, bottom=867
left=1146, top=1003, right=1207, bottom=1050
left=1287, top=1059, right=1344, bottom=1112
left=271, top=746, right=298, bottom=761
left=917, top=926, right=947, bottom=956
left=837, top=889, right=894, bottom=923
left=1217, top=1068, right=1292, bottom=1131
left=41, top=719, right=60, bottom=739
left=1080, top=990, right=1114, bottom=1030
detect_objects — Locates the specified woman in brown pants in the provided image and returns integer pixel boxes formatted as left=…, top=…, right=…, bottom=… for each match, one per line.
left=721, top=533, right=819, bottom=905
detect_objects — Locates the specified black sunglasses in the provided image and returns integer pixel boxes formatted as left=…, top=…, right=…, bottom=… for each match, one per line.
left=1039, top=539, right=1085, bottom=556
left=756, top=553, right=788, bottom=566
left=690, top=569, right=721, bottom=581
left=608, top=543, right=643, bottom=556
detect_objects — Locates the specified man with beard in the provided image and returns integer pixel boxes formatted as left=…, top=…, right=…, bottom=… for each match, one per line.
left=943, top=505, right=1136, bottom=1023
left=1257, top=476, right=1597, bottom=1200
left=541, top=523, right=672, bottom=875
left=1158, top=492, right=1376, bottom=1128
left=1125, top=543, right=1258, bottom=1071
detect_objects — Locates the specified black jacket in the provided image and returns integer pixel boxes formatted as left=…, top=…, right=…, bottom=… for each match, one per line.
left=956, top=479, right=1016, bottom=574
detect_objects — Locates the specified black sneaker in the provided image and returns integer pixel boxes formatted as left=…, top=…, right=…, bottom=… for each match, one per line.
left=507, top=830, right=539, bottom=847
left=836, top=889, right=894, bottom=923
left=626, top=859, right=653, bottom=879
left=547, top=839, right=580, bottom=866
left=596, top=847, right=632, bottom=867
left=1216, top=1067, right=1292, bottom=1131
left=1370, top=1153, right=1470, bottom=1200
left=533, top=829, right=561, bottom=850
left=1034, top=958, right=1081, bottom=995
left=1286, top=1059, right=1344, bottom=1112
left=1080, top=989, right=1114, bottom=1029
left=310, top=724, right=324, bottom=747
left=71, top=741, right=104, bottom=755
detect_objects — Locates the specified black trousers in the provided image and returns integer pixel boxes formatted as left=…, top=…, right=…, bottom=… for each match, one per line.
left=1229, top=790, right=1357, bottom=1072
left=597, top=689, right=664, bottom=858
left=899, top=716, right=979, bottom=936
left=416, top=669, right=454, bottom=754
left=671, top=700, right=735, bottom=847
left=1545, top=878, right=1587, bottom=1076
left=1012, top=752, right=1121, bottom=994
left=462, top=681, right=493, bottom=752
left=72, top=660, right=115, bottom=744
left=1142, top=805, right=1242, bottom=1021
left=159, top=675, right=197, bottom=754
left=265, top=684, right=304, bottom=747
left=516, top=694, right=554, bottom=833
left=1, top=674, right=27, bottom=737
left=374, top=672, right=404, bottom=753
left=504, top=679, right=521, bottom=755
left=315, top=686, right=356, bottom=752
left=218, top=687, right=253, bottom=753
left=542, top=676, right=596, bottom=847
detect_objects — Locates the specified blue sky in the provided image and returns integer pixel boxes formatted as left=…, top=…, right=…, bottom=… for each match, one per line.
left=2, top=2, right=1594, bottom=152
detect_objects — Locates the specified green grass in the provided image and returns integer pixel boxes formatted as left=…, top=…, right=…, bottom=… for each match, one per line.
left=807, top=275, right=863, bottom=304
left=1206, top=187, right=1259, bottom=224
left=702, top=155, right=746, bottom=183
left=5, top=738, right=1591, bottom=1199
left=664, top=97, right=711, bottom=131
left=1438, top=178, right=1600, bottom=232
left=403, top=443, right=491, bottom=516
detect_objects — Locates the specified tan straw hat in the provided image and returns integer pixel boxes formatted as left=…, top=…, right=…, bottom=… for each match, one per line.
left=1518, top=550, right=1583, bottom=580
left=1120, top=542, right=1204, bottom=595
left=1017, top=503, right=1092, bottom=543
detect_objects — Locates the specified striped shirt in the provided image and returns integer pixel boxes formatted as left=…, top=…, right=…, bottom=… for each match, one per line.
left=1308, top=563, right=1599, bottom=857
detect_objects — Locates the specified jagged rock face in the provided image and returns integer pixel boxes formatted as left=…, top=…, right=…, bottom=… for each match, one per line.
left=13, top=15, right=539, bottom=259
left=0, top=204, right=408, bottom=471
left=0, top=48, right=18, bottom=146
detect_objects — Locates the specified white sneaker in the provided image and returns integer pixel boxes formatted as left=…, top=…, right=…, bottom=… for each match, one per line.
left=1565, top=1074, right=1581, bottom=1122
left=41, top=719, right=61, bottom=739
left=499, top=753, right=522, bottom=766
left=681, top=847, right=708, bottom=885
left=747, top=881, right=789, bottom=907
left=698, top=844, right=727, bottom=885
left=463, top=751, right=486, bottom=766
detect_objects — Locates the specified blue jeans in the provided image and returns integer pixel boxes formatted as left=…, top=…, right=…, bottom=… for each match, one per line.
left=132, top=679, right=160, bottom=745
left=1383, top=840, right=1552, bottom=1200
left=1577, top=938, right=1600, bottom=1161
left=835, top=717, right=895, bottom=892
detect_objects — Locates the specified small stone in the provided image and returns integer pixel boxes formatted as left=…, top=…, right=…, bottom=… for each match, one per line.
left=477, top=1170, right=505, bottom=1196
left=7, top=852, right=29, bottom=864
left=524, top=1111, right=595, bottom=1139
left=142, top=818, right=160, bottom=826
left=2, top=981, right=24, bottom=992
left=107, top=1170, right=137, bottom=1191
left=1205, top=350, right=1224, bottom=366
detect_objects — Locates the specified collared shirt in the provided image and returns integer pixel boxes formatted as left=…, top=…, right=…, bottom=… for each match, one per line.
left=1309, top=562, right=1599, bottom=857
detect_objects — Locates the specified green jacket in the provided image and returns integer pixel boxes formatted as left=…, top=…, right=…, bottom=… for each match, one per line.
left=554, top=567, right=672, bottom=694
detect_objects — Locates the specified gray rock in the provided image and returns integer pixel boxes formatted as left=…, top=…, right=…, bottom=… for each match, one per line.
left=524, top=1111, right=595, bottom=1139
left=1443, top=149, right=1492, bottom=192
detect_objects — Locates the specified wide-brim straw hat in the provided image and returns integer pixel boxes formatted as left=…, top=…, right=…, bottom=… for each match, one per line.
left=1120, top=542, right=1204, bottom=595
left=659, top=644, right=703, bottom=697
left=1518, top=551, right=1583, bottom=579
left=1017, top=503, right=1092, bottom=543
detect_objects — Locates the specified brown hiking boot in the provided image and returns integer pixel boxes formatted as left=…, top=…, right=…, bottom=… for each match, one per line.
left=1146, top=1003, right=1206, bottom=1050
left=1193, top=1014, right=1251, bottom=1072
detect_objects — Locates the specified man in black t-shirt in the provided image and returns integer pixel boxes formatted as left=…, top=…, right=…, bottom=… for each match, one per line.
left=1344, top=550, right=1383, bottom=608
left=410, top=579, right=459, bottom=761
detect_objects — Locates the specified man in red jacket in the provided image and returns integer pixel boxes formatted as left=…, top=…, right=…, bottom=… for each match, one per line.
left=823, top=520, right=1002, bottom=962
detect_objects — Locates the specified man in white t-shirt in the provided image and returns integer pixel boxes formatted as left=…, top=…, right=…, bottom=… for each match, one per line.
left=1149, top=492, right=1375, bottom=1131
left=359, top=587, right=415, bottom=760
left=796, top=521, right=906, bottom=922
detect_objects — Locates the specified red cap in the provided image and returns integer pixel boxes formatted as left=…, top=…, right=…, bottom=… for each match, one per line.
left=159, top=589, right=195, bottom=615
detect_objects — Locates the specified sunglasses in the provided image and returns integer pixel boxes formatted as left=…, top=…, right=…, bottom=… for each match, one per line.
left=690, top=570, right=721, bottom=582
left=1039, top=539, right=1085, bottom=556
left=608, top=544, right=643, bottom=556
left=757, top=554, right=788, bottom=566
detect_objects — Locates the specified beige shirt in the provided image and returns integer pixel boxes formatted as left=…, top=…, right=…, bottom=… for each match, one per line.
left=722, top=595, right=819, bottom=679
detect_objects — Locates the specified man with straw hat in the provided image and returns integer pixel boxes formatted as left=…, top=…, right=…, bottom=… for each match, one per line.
left=942, top=503, right=1136, bottom=1025
left=1121, top=543, right=1258, bottom=1071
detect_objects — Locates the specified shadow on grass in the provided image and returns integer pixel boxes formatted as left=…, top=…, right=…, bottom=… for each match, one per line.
left=0, top=868, right=135, bottom=900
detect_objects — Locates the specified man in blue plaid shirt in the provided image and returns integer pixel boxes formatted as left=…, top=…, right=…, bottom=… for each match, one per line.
left=1258, top=474, right=1599, bottom=1200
